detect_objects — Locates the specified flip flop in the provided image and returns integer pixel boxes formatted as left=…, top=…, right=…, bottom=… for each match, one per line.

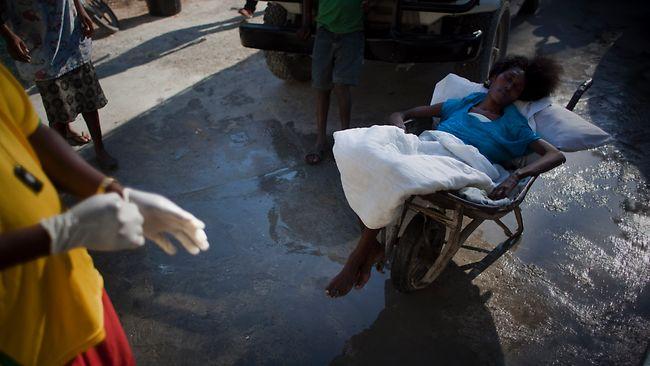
left=65, top=130, right=91, bottom=146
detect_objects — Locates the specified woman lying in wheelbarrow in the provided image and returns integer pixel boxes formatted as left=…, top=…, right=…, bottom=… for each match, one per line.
left=326, top=55, right=565, bottom=298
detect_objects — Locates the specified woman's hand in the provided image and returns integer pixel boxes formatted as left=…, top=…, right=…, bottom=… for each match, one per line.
left=389, top=112, right=406, bottom=130
left=73, top=0, right=94, bottom=38
left=488, top=172, right=520, bottom=200
left=4, top=32, right=31, bottom=63
left=79, top=10, right=94, bottom=38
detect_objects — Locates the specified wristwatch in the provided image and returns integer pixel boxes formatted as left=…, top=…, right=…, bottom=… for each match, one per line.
left=96, top=177, right=116, bottom=194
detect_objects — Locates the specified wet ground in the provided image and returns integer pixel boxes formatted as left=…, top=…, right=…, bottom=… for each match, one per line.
left=23, top=0, right=650, bottom=364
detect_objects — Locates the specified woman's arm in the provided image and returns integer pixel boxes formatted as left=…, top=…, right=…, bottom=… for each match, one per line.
left=28, top=125, right=123, bottom=198
left=515, top=139, right=566, bottom=178
left=489, top=139, right=565, bottom=199
left=389, top=103, right=443, bottom=129
left=0, top=225, right=51, bottom=270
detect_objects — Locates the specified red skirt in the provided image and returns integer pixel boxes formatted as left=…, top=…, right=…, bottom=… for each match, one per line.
left=67, top=290, right=135, bottom=366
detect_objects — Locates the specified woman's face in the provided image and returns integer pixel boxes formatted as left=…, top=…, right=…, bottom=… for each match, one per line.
left=488, top=67, right=526, bottom=105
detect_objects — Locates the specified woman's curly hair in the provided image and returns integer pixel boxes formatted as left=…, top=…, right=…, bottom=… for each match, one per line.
left=485, top=55, right=563, bottom=101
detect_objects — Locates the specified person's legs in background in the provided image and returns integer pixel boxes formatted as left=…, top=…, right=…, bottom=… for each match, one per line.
left=306, top=27, right=335, bottom=165
left=333, top=84, right=351, bottom=131
left=37, top=63, right=118, bottom=170
left=331, top=30, right=364, bottom=133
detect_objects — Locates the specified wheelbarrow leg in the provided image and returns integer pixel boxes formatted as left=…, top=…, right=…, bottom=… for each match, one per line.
left=513, top=206, right=524, bottom=236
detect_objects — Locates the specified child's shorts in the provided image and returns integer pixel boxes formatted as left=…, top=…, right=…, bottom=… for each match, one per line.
left=311, top=27, right=364, bottom=90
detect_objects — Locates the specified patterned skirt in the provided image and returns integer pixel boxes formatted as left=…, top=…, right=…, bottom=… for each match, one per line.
left=35, top=63, right=107, bottom=125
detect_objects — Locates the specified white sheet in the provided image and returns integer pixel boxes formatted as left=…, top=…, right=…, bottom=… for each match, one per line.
left=333, top=126, right=512, bottom=229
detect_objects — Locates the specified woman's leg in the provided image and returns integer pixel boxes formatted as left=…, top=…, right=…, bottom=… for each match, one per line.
left=82, top=110, right=118, bottom=170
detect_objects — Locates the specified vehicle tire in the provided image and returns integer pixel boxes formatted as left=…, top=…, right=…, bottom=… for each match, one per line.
left=263, top=3, right=311, bottom=82
left=84, top=0, right=120, bottom=33
left=519, top=0, right=540, bottom=15
left=390, top=214, right=447, bottom=293
left=454, top=1, right=510, bottom=83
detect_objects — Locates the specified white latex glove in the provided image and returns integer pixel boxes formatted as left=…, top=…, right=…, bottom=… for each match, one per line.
left=123, top=188, right=209, bottom=255
left=41, top=193, right=145, bottom=254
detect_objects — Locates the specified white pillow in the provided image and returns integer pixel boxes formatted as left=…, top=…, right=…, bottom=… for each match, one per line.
left=430, top=73, right=610, bottom=152
left=530, top=105, right=611, bottom=152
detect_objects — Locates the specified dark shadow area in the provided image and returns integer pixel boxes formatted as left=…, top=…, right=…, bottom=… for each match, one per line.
left=93, top=13, right=162, bottom=40
left=584, top=10, right=650, bottom=182
left=330, top=266, right=504, bottom=366
left=95, top=15, right=249, bottom=79
left=459, top=235, right=521, bottom=280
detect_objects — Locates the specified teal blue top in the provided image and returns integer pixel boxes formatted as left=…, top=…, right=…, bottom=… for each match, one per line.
left=437, top=92, right=540, bottom=164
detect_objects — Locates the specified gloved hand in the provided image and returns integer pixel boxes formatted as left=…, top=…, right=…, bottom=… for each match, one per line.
left=41, top=193, right=145, bottom=254
left=124, top=188, right=209, bottom=255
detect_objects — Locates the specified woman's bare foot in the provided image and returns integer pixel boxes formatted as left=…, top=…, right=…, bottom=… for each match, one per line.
left=354, top=240, right=385, bottom=290
left=326, top=250, right=366, bottom=298
left=326, top=239, right=384, bottom=297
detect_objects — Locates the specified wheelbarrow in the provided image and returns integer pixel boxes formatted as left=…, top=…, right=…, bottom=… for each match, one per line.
left=384, top=79, right=594, bottom=292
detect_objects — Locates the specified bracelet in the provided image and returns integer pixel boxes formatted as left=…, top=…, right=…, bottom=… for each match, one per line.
left=96, top=177, right=116, bottom=194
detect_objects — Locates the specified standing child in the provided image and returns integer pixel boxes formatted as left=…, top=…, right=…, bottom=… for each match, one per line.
left=1, top=0, right=118, bottom=169
left=298, top=0, right=367, bottom=165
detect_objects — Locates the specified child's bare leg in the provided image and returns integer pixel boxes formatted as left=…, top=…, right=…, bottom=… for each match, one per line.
left=326, top=224, right=384, bottom=298
left=333, top=84, right=351, bottom=130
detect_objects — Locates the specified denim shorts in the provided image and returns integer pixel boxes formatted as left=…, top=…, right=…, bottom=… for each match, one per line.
left=311, top=27, right=364, bottom=90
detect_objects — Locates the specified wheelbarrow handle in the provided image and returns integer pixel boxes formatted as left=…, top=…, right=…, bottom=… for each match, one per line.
left=565, top=79, right=593, bottom=111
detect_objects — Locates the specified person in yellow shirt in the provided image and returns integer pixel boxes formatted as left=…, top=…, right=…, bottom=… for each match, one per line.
left=0, top=62, right=210, bottom=365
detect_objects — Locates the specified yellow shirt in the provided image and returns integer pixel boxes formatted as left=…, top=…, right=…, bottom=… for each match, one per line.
left=0, top=64, right=104, bottom=365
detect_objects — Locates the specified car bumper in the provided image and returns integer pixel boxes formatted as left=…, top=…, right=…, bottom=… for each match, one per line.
left=239, top=24, right=484, bottom=63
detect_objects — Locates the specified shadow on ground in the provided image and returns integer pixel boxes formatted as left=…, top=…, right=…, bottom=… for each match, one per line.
left=331, top=267, right=503, bottom=366
left=95, top=16, right=248, bottom=79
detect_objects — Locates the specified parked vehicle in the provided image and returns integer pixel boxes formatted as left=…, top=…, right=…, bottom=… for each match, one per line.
left=239, top=0, right=540, bottom=82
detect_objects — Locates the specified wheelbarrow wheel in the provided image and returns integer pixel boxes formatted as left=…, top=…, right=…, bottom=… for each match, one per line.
left=262, top=3, right=311, bottom=82
left=391, top=214, right=446, bottom=293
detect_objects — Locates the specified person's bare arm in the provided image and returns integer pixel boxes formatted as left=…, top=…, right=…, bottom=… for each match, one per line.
left=297, top=0, right=312, bottom=40
left=489, top=139, right=565, bottom=199
left=28, top=125, right=123, bottom=198
left=1, top=23, right=31, bottom=63
left=72, top=0, right=94, bottom=37
left=389, top=103, right=443, bottom=129
left=0, top=126, right=122, bottom=268
left=0, top=224, right=51, bottom=270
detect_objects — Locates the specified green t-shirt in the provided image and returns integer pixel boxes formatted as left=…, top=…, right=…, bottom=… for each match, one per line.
left=316, top=0, right=364, bottom=34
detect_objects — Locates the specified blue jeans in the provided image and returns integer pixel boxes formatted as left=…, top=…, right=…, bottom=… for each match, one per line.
left=311, top=27, right=364, bottom=90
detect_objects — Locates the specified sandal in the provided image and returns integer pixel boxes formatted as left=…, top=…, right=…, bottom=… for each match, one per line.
left=305, top=151, right=324, bottom=165
left=64, top=129, right=91, bottom=146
